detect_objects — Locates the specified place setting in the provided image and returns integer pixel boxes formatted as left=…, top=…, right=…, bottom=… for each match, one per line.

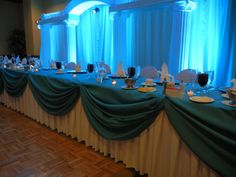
left=119, top=66, right=157, bottom=92
left=188, top=71, right=215, bottom=103
left=108, top=62, right=127, bottom=79
left=120, top=66, right=138, bottom=90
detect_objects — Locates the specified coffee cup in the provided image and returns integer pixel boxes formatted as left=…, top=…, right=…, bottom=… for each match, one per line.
left=125, top=78, right=136, bottom=88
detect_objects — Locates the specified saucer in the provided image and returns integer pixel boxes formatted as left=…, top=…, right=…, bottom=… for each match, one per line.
left=141, top=82, right=157, bottom=87
left=121, top=86, right=138, bottom=90
left=221, top=100, right=236, bottom=107
left=221, top=93, right=229, bottom=99
left=56, top=70, right=65, bottom=74
left=189, top=96, right=214, bottom=103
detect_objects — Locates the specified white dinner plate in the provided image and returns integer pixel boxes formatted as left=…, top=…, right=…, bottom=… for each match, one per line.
left=221, top=100, right=236, bottom=107
left=189, top=96, right=214, bottom=103
left=141, top=82, right=157, bottom=87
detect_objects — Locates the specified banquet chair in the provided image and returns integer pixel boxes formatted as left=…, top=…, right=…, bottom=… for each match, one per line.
left=141, top=66, right=159, bottom=79
left=98, top=62, right=111, bottom=74
left=176, top=69, right=197, bottom=83
left=65, top=62, right=76, bottom=70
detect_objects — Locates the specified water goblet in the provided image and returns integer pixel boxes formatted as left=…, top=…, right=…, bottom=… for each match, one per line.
left=56, top=61, right=62, bottom=69
left=127, top=66, right=135, bottom=78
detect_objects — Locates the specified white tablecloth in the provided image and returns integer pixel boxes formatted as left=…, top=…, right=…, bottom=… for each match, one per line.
left=0, top=85, right=218, bottom=177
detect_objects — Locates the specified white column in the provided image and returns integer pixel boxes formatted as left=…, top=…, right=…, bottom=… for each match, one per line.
left=65, top=20, right=79, bottom=64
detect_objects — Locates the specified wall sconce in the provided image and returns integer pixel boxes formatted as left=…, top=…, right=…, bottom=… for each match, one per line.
left=93, top=7, right=100, bottom=14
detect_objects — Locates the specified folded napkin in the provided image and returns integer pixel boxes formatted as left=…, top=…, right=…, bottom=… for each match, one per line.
left=116, top=63, right=126, bottom=76
left=15, top=56, right=21, bottom=64
left=21, top=58, right=27, bottom=65
left=159, top=63, right=175, bottom=82
left=75, top=63, right=81, bottom=72
left=50, top=62, right=57, bottom=69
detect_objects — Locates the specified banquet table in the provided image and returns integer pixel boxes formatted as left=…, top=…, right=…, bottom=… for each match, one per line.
left=0, top=68, right=235, bottom=177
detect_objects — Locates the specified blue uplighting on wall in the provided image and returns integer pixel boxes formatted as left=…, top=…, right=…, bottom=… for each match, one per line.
left=180, top=0, right=233, bottom=85
left=39, top=0, right=235, bottom=85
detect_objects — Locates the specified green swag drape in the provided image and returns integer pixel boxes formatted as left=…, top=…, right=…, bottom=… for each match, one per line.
left=80, top=83, right=164, bottom=140
left=1, top=69, right=236, bottom=177
left=165, top=96, right=236, bottom=177
left=28, top=74, right=80, bottom=116
left=2, top=69, right=27, bottom=97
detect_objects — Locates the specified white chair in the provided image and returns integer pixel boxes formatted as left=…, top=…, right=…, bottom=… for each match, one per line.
left=98, top=62, right=111, bottom=74
left=141, top=66, right=159, bottom=79
left=177, top=69, right=197, bottom=83
left=65, top=62, right=76, bottom=70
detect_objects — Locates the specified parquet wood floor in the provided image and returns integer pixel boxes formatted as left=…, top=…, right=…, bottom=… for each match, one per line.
left=0, top=105, right=146, bottom=177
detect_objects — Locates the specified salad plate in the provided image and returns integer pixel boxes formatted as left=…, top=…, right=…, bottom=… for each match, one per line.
left=189, top=96, right=214, bottom=103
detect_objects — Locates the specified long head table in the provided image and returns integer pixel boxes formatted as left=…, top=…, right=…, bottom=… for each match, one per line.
left=0, top=68, right=235, bottom=177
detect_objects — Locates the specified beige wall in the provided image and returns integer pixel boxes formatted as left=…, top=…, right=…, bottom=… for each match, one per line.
left=0, top=1, right=24, bottom=55
left=42, top=0, right=69, bottom=14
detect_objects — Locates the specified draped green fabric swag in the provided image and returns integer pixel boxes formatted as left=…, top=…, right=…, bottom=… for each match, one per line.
left=165, top=96, right=236, bottom=177
left=2, top=69, right=28, bottom=97
left=1, top=69, right=236, bottom=177
left=28, top=74, right=80, bottom=116
left=80, top=83, right=164, bottom=140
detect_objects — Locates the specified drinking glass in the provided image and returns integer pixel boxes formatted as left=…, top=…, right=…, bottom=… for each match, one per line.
left=197, top=72, right=209, bottom=93
left=207, top=71, right=214, bottom=87
left=134, top=65, right=141, bottom=79
left=127, top=66, right=135, bottom=78
left=87, top=63, right=94, bottom=78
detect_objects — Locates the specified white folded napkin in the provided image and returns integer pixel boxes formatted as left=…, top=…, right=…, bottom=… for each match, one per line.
left=75, top=63, right=81, bottom=72
left=159, top=63, right=175, bottom=82
left=116, top=63, right=126, bottom=76
left=50, top=62, right=56, bottom=69
left=15, top=56, right=21, bottom=64
left=21, top=58, right=27, bottom=65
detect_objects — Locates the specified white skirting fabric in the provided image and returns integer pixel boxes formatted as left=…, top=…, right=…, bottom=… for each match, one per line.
left=0, top=85, right=218, bottom=177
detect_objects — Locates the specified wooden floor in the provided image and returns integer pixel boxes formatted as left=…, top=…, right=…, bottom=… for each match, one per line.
left=0, top=104, right=146, bottom=177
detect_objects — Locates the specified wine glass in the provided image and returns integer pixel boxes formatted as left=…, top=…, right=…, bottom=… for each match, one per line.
left=56, top=61, right=62, bottom=69
left=207, top=71, right=214, bottom=87
left=134, top=65, right=141, bottom=80
left=197, top=72, right=209, bottom=93
left=87, top=63, right=94, bottom=78
left=127, top=66, right=135, bottom=78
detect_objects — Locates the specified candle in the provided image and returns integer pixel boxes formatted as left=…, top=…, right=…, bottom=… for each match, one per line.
left=112, top=80, right=117, bottom=85
left=187, top=90, right=194, bottom=97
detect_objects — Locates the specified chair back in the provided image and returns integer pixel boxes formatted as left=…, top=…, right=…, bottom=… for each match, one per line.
left=177, top=69, right=197, bottom=83
left=65, top=62, right=76, bottom=70
left=99, top=62, right=111, bottom=74
left=141, top=66, right=159, bottom=79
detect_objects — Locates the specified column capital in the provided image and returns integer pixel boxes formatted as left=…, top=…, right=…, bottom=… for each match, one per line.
left=64, top=19, right=79, bottom=27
